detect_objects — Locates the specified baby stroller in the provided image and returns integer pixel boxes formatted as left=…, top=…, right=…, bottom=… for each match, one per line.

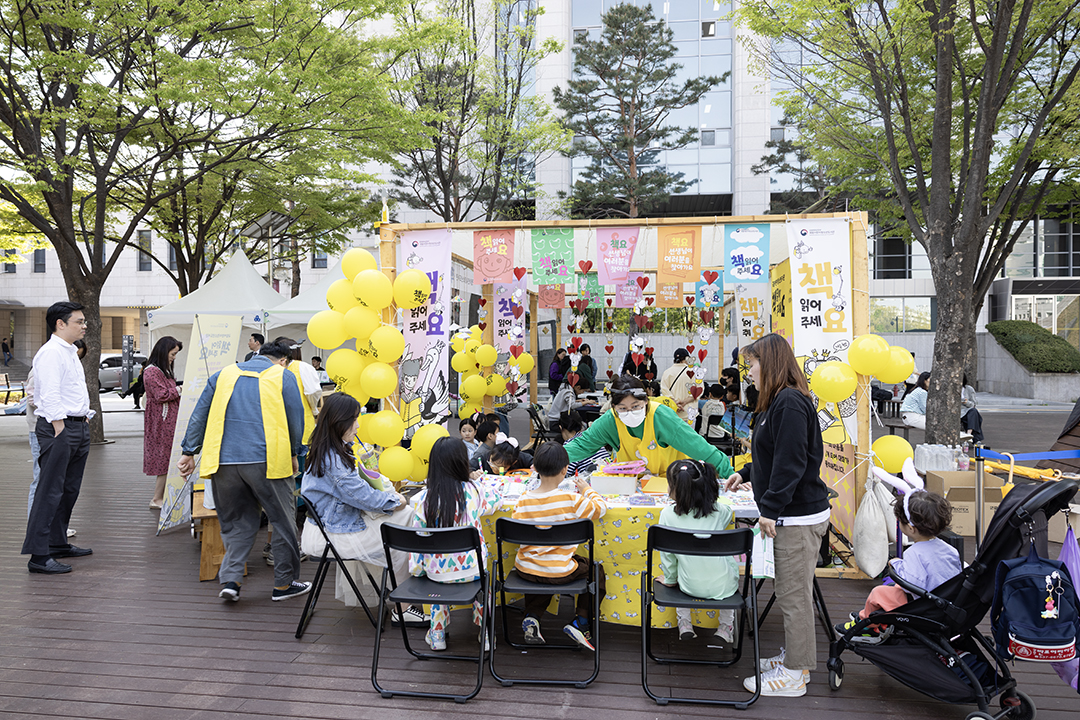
left=828, top=477, right=1079, bottom=720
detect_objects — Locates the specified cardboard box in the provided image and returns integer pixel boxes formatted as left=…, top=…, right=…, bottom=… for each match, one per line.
left=1047, top=504, right=1080, bottom=544
left=945, top=486, right=1006, bottom=537
left=925, top=470, right=1002, bottom=498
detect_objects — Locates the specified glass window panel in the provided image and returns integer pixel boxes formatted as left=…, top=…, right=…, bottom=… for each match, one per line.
left=666, top=148, right=698, bottom=164
left=699, top=38, right=732, bottom=56
left=1005, top=224, right=1035, bottom=277
left=675, top=39, right=698, bottom=57
left=666, top=103, right=697, bottom=129
left=702, top=0, right=733, bottom=18
left=701, top=129, right=715, bottom=146
left=904, top=298, right=933, bottom=332
left=1057, top=295, right=1079, bottom=350
left=33, top=248, right=45, bottom=272
left=714, top=129, right=731, bottom=146
left=699, top=146, right=732, bottom=163
left=1035, top=296, right=1055, bottom=330
left=667, top=164, right=698, bottom=194
left=664, top=1, right=698, bottom=21
left=1012, top=296, right=1032, bottom=322
left=870, top=297, right=904, bottom=334
left=669, top=21, right=697, bottom=41
left=700, top=91, right=731, bottom=128
left=701, top=21, right=716, bottom=38
left=671, top=57, right=698, bottom=87
left=698, top=164, right=731, bottom=194
left=572, top=0, right=602, bottom=27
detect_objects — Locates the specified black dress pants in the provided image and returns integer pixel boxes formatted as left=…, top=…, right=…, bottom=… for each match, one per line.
left=22, top=417, right=90, bottom=556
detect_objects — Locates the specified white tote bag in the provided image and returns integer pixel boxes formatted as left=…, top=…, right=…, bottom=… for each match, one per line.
left=853, top=477, right=889, bottom=576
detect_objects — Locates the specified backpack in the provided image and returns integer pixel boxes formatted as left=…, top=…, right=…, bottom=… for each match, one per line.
left=991, top=543, right=1079, bottom=663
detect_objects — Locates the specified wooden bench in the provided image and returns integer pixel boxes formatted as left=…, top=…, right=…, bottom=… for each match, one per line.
left=0, top=373, right=26, bottom=404
left=881, top=416, right=913, bottom=441
left=192, top=490, right=246, bottom=582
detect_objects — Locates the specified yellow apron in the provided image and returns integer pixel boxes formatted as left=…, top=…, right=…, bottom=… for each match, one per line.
left=613, top=400, right=687, bottom=476
left=200, top=363, right=293, bottom=479
left=288, top=361, right=316, bottom=445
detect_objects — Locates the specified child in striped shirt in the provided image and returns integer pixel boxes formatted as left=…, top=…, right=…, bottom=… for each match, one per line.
left=512, top=443, right=607, bottom=650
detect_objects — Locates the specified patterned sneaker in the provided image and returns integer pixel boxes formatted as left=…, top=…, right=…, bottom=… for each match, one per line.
left=677, top=613, right=696, bottom=640
left=391, top=606, right=429, bottom=627
left=426, top=628, right=447, bottom=651
left=758, top=648, right=809, bottom=681
left=563, top=617, right=595, bottom=651
left=835, top=612, right=880, bottom=639
left=743, top=665, right=808, bottom=697
left=522, top=616, right=545, bottom=645
left=715, top=619, right=735, bottom=643
left=218, top=581, right=240, bottom=602
left=271, top=581, right=312, bottom=601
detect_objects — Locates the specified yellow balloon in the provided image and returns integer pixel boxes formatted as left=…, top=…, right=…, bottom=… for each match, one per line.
left=470, top=324, right=482, bottom=338
left=378, top=446, right=414, bottom=484
left=368, top=410, right=405, bottom=447
left=342, top=378, right=370, bottom=406
left=393, top=269, right=433, bottom=309
left=872, top=435, right=914, bottom=474
left=809, top=362, right=858, bottom=403
left=459, top=402, right=482, bottom=419
left=511, top=352, right=535, bottom=374
left=353, top=269, right=394, bottom=310
left=461, top=367, right=480, bottom=381
left=325, top=348, right=366, bottom=386
left=341, top=247, right=377, bottom=281
left=451, top=351, right=472, bottom=373
left=354, top=338, right=373, bottom=358
left=307, top=310, right=349, bottom=350
left=877, top=346, right=916, bottom=384
left=360, top=361, right=398, bottom=399
left=368, top=325, right=405, bottom=364
left=486, top=373, right=507, bottom=396
left=475, top=344, right=497, bottom=367
left=460, top=373, right=487, bottom=401
left=411, top=423, right=449, bottom=461
left=848, top=334, right=892, bottom=377
left=344, top=306, right=381, bottom=340
left=464, top=338, right=480, bottom=357
left=356, top=413, right=374, bottom=444
left=451, top=333, right=467, bottom=353
left=409, top=446, right=430, bottom=481
left=326, top=278, right=359, bottom=313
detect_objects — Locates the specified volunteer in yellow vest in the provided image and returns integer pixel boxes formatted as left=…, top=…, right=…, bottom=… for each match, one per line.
left=564, top=374, right=735, bottom=479
left=178, top=339, right=311, bottom=603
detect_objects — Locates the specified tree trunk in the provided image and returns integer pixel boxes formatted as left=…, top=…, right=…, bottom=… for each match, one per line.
left=66, top=282, right=106, bottom=444
left=923, top=243, right=969, bottom=446
left=290, top=237, right=301, bottom=298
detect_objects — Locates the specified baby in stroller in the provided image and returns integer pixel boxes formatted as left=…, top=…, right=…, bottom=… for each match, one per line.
left=837, top=487, right=963, bottom=637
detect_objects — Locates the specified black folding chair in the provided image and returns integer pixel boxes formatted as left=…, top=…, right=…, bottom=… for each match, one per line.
left=294, top=494, right=381, bottom=638
left=641, top=525, right=761, bottom=708
left=703, top=414, right=734, bottom=453
left=526, top=403, right=560, bottom=449
left=489, top=518, right=601, bottom=688
left=371, top=524, right=490, bottom=703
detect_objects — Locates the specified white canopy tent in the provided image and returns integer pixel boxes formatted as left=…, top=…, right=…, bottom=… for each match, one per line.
left=263, top=261, right=347, bottom=360
left=148, top=251, right=285, bottom=380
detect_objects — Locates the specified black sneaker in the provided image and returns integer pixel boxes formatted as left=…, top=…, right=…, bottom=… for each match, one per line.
left=391, top=605, right=430, bottom=627
left=271, top=581, right=312, bottom=601
left=219, top=581, right=240, bottom=602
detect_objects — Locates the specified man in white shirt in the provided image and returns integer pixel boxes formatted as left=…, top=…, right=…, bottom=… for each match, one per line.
left=23, top=302, right=94, bottom=574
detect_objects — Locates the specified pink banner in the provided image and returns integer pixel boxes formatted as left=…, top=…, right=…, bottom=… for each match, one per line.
left=615, top=272, right=643, bottom=308
left=493, top=275, right=527, bottom=353
left=597, top=226, right=639, bottom=286
left=538, top=284, right=565, bottom=308
left=473, top=229, right=515, bottom=284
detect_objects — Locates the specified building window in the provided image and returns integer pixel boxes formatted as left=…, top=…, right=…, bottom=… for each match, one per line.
left=311, top=250, right=328, bottom=269
left=870, top=296, right=937, bottom=333
left=702, top=21, right=716, bottom=37
left=700, top=130, right=715, bottom=146
left=137, top=229, right=152, bottom=271
left=3, top=249, right=15, bottom=273
left=771, top=127, right=785, bottom=143
left=33, top=248, right=45, bottom=273
left=168, top=244, right=177, bottom=272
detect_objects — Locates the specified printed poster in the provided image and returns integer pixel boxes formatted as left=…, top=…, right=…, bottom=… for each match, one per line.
left=472, top=229, right=515, bottom=284
left=538, top=284, right=565, bottom=309
left=615, top=272, right=643, bottom=308
left=724, top=224, right=771, bottom=284
left=398, top=229, right=453, bottom=441
left=577, top=272, right=603, bottom=308
left=771, top=258, right=793, bottom=345
left=657, top=226, right=702, bottom=283
left=596, top=226, right=639, bottom=285
left=656, top=282, right=682, bottom=308
left=531, top=228, right=575, bottom=285
left=157, top=315, right=243, bottom=533
left=822, top=441, right=857, bottom=541
left=494, top=275, right=528, bottom=353
left=695, top=270, right=722, bottom=308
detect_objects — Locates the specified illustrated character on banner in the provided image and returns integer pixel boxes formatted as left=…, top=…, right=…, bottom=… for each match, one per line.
left=830, top=266, right=848, bottom=312
left=477, top=240, right=513, bottom=280
left=698, top=279, right=722, bottom=307
left=538, top=285, right=563, bottom=307
left=406, top=252, right=422, bottom=269
left=399, top=340, right=450, bottom=439
left=797, top=340, right=856, bottom=445
left=511, top=287, right=526, bottom=305
left=793, top=239, right=813, bottom=260
left=694, top=325, right=714, bottom=346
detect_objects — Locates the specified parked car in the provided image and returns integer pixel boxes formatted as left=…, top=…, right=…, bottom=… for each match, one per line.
left=98, top=353, right=147, bottom=392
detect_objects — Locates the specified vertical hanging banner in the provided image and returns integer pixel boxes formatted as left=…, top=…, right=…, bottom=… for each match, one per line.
left=596, top=226, right=639, bottom=285
left=577, top=272, right=603, bottom=308
left=398, top=229, right=453, bottom=441
left=615, top=272, right=643, bottom=308
left=538, top=284, right=565, bottom=309
left=494, top=274, right=528, bottom=353
left=657, top=226, right=702, bottom=283
left=472, top=229, right=515, bottom=284
left=771, top=258, right=793, bottom=345
left=656, top=282, right=682, bottom=308
left=695, top=270, right=723, bottom=308
left=531, top=228, right=575, bottom=285
left=724, top=224, right=771, bottom=284
left=734, top=283, right=771, bottom=344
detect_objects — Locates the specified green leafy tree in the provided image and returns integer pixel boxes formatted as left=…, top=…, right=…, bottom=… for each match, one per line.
left=740, top=0, right=1080, bottom=443
left=554, top=2, right=725, bottom=219
left=390, top=0, right=570, bottom=222
left=0, top=0, right=425, bottom=439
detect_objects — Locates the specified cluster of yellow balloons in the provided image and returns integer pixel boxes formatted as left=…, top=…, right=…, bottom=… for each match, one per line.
left=448, top=325, right=533, bottom=419
left=808, top=333, right=916, bottom=403
left=376, top=421, right=449, bottom=483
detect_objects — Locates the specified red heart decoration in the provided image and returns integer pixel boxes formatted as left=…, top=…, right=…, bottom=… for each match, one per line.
left=700, top=310, right=715, bottom=323
left=698, top=349, right=708, bottom=362
left=646, top=346, right=655, bottom=355
left=686, top=369, right=695, bottom=379
left=578, top=260, right=593, bottom=274
left=478, top=322, right=487, bottom=330
left=689, top=385, right=703, bottom=400
left=606, top=370, right=614, bottom=379
left=606, top=298, right=613, bottom=307
left=514, top=267, right=527, bottom=280
left=703, top=270, right=719, bottom=285
left=567, top=324, right=576, bottom=333
left=686, top=296, right=695, bottom=305
left=571, top=336, right=583, bottom=351
left=605, top=322, right=614, bottom=331
left=604, top=344, right=614, bottom=354
left=686, top=345, right=695, bottom=353
left=633, top=316, right=647, bottom=329
left=506, top=381, right=519, bottom=394
left=509, top=345, right=524, bottom=359
left=478, top=298, right=487, bottom=307
left=565, top=372, right=580, bottom=387
left=646, top=320, right=654, bottom=330
left=645, top=372, right=655, bottom=380
left=631, top=352, right=644, bottom=367
left=512, top=305, right=524, bottom=319
left=646, top=297, right=654, bottom=305
left=636, top=276, right=649, bottom=291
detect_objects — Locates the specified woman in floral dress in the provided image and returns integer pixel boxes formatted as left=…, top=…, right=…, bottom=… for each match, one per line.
left=144, top=336, right=182, bottom=509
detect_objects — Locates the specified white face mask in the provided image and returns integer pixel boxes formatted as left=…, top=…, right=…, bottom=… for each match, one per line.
left=617, top=406, right=647, bottom=428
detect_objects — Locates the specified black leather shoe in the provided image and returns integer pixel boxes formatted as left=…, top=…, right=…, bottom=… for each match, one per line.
left=48, top=545, right=93, bottom=558
left=28, top=559, right=73, bottom=574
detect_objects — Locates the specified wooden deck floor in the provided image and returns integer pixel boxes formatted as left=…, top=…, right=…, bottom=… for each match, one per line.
left=1, top=428, right=1077, bottom=719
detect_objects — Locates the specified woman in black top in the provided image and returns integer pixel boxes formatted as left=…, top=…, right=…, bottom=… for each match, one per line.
left=725, top=333, right=830, bottom=698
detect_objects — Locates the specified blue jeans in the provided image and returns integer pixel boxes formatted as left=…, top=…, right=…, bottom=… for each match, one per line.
left=28, top=430, right=40, bottom=517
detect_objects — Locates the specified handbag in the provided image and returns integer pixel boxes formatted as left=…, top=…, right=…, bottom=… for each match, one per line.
left=853, top=477, right=889, bottom=576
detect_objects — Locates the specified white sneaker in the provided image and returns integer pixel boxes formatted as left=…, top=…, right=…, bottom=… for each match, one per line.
left=715, top=620, right=734, bottom=643
left=743, top=665, right=807, bottom=697
left=677, top=613, right=696, bottom=640
left=391, top=606, right=430, bottom=627
left=758, top=649, right=809, bottom=681
left=67, top=528, right=76, bottom=538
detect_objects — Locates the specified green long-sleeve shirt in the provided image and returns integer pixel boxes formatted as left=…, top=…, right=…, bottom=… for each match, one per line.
left=564, top=403, right=734, bottom=478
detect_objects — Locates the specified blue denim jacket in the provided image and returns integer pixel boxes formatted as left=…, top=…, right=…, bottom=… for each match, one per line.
left=300, top=451, right=399, bottom=533
left=181, top=356, right=304, bottom=463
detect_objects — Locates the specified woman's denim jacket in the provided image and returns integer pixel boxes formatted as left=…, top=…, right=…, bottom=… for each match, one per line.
left=300, top=450, right=398, bottom=533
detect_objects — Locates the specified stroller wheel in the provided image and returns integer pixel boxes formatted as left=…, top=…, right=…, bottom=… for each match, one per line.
left=1000, top=690, right=1035, bottom=720
left=827, top=658, right=843, bottom=691
left=965, top=713, right=994, bottom=720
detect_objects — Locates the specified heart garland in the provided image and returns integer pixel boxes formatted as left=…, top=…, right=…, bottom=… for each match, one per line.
left=703, top=270, right=719, bottom=285
left=478, top=298, right=487, bottom=307
left=570, top=336, right=583, bottom=351
left=686, top=296, right=695, bottom=306
left=509, top=345, right=524, bottom=359
left=604, top=344, right=614, bottom=353
left=689, top=385, right=704, bottom=400
left=513, top=267, right=527, bottom=280
left=578, top=260, right=593, bottom=274
left=512, top=305, right=524, bottom=319
left=698, top=349, right=708, bottom=362
left=636, top=276, right=650, bottom=291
